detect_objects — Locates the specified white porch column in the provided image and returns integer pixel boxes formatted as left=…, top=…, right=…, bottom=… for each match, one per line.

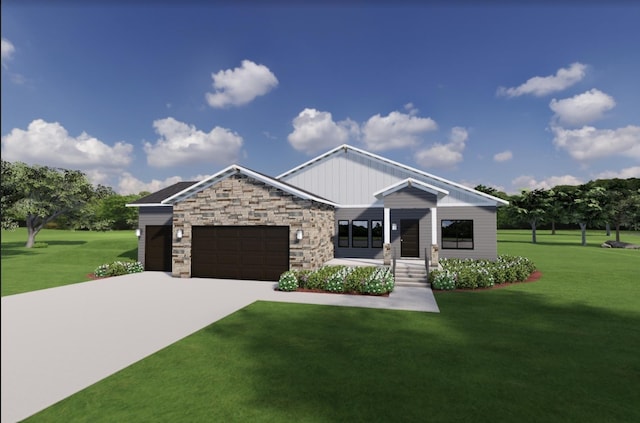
left=384, top=207, right=391, bottom=244
left=431, top=207, right=437, bottom=245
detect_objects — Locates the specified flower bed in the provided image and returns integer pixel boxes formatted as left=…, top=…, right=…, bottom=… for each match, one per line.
left=277, top=265, right=394, bottom=296
left=93, top=260, right=144, bottom=278
left=429, top=255, right=536, bottom=290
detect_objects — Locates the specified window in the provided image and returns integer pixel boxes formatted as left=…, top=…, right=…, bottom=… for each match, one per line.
left=338, top=220, right=349, bottom=247
left=371, top=220, right=383, bottom=248
left=441, top=220, right=474, bottom=249
left=352, top=220, right=369, bottom=248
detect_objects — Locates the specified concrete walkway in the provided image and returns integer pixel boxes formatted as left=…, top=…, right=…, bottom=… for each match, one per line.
left=1, top=272, right=438, bottom=423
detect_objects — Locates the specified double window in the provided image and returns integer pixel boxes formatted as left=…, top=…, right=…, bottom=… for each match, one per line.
left=441, top=220, right=474, bottom=249
left=338, top=220, right=383, bottom=248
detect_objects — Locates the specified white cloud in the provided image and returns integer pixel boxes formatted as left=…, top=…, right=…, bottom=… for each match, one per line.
left=497, top=62, right=587, bottom=98
left=1, top=37, right=15, bottom=68
left=552, top=125, right=640, bottom=161
left=550, top=89, right=616, bottom=126
left=144, top=117, right=243, bottom=167
left=414, top=126, right=468, bottom=169
left=512, top=174, right=583, bottom=191
left=287, top=108, right=359, bottom=154
left=117, top=172, right=185, bottom=195
left=494, top=150, right=513, bottom=162
left=205, top=60, right=278, bottom=108
left=594, top=166, right=640, bottom=180
left=362, top=111, right=437, bottom=151
left=1, top=119, right=133, bottom=170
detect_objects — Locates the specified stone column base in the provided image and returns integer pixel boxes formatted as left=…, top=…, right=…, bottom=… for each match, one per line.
left=383, top=243, right=392, bottom=265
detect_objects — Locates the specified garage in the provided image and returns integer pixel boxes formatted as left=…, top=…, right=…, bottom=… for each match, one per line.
left=191, top=225, right=289, bottom=281
left=144, top=225, right=172, bottom=271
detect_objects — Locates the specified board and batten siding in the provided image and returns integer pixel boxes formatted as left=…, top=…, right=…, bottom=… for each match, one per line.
left=438, top=206, right=498, bottom=261
left=137, top=206, right=173, bottom=265
left=280, top=148, right=495, bottom=207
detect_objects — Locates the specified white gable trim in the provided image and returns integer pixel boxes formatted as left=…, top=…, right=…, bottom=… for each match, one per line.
left=374, top=178, right=449, bottom=200
left=278, top=144, right=509, bottom=206
left=162, top=165, right=337, bottom=206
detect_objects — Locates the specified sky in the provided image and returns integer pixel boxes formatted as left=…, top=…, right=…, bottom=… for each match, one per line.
left=2, top=1, right=639, bottom=195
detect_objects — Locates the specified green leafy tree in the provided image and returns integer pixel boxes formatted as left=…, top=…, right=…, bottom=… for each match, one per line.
left=568, top=185, right=606, bottom=246
left=4, top=162, right=95, bottom=247
left=593, top=178, right=640, bottom=241
left=511, top=188, right=553, bottom=243
left=97, top=193, right=141, bottom=230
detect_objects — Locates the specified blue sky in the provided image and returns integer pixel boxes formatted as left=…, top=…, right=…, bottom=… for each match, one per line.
left=2, top=2, right=639, bottom=195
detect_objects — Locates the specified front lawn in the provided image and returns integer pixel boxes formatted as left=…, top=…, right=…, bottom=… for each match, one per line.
left=18, top=229, right=640, bottom=422
left=1, top=228, right=138, bottom=296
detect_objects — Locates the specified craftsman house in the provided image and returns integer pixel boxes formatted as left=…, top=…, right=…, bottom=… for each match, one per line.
left=127, top=144, right=508, bottom=280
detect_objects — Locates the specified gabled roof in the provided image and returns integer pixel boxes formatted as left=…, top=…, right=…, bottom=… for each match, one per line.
left=126, top=181, right=198, bottom=207
left=278, top=144, right=509, bottom=206
left=162, top=164, right=337, bottom=207
left=374, top=178, right=449, bottom=200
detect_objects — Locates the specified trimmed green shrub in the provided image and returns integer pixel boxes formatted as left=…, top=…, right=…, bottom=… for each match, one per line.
left=277, top=271, right=298, bottom=292
left=430, top=255, right=535, bottom=290
left=94, top=261, right=144, bottom=277
left=277, top=265, right=395, bottom=295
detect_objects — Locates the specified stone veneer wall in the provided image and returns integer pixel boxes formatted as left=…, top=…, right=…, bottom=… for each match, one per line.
left=172, top=174, right=335, bottom=278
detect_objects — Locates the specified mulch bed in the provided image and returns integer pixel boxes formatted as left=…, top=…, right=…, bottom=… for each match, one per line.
left=275, top=287, right=390, bottom=297
left=439, top=270, right=543, bottom=292
left=87, top=273, right=108, bottom=280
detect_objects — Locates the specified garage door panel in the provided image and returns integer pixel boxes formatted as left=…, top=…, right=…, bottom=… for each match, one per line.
left=191, top=226, right=289, bottom=281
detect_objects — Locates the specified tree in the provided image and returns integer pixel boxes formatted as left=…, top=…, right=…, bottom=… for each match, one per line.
left=1, top=160, right=21, bottom=230
left=5, top=162, right=95, bottom=247
left=593, top=178, right=640, bottom=242
left=546, top=187, right=573, bottom=235
left=511, top=188, right=553, bottom=243
left=568, top=185, right=606, bottom=246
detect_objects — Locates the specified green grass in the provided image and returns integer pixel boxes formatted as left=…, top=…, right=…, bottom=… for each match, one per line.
left=6, top=229, right=640, bottom=422
left=1, top=228, right=138, bottom=296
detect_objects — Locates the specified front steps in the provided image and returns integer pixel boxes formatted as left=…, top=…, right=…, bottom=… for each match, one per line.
left=393, top=259, right=430, bottom=287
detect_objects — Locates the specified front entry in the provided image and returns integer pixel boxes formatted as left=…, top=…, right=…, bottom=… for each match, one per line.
left=400, top=219, right=419, bottom=257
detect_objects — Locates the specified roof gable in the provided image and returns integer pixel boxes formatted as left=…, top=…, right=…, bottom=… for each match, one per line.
left=278, top=144, right=508, bottom=207
left=162, top=165, right=337, bottom=206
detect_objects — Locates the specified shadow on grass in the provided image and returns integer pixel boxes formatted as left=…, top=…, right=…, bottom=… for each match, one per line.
left=117, top=248, right=138, bottom=261
left=0, top=240, right=87, bottom=258
left=200, top=292, right=639, bottom=423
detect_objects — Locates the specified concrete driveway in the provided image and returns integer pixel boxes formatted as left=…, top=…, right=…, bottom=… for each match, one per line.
left=1, top=272, right=439, bottom=423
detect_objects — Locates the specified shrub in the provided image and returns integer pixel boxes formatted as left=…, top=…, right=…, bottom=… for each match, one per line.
left=94, top=261, right=144, bottom=278
left=277, top=265, right=394, bottom=295
left=277, top=270, right=298, bottom=292
left=431, top=255, right=535, bottom=290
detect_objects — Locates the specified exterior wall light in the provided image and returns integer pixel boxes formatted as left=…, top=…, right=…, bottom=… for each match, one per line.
left=296, top=229, right=304, bottom=240
left=135, top=228, right=141, bottom=238
left=176, top=229, right=183, bottom=240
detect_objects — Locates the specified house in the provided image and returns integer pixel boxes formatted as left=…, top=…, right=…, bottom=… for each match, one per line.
left=127, top=144, right=508, bottom=281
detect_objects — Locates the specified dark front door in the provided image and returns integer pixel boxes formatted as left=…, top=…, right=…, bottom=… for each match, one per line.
left=191, top=226, right=289, bottom=281
left=145, top=225, right=172, bottom=271
left=400, top=219, right=419, bottom=257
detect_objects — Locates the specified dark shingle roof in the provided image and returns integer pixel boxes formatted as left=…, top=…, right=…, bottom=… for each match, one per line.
left=127, top=182, right=197, bottom=206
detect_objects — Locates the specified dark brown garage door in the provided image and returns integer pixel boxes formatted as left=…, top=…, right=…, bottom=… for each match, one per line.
left=145, top=225, right=172, bottom=271
left=191, top=226, right=289, bottom=281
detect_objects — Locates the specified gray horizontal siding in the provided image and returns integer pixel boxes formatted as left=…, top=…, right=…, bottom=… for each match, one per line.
left=384, top=187, right=437, bottom=209
left=335, top=208, right=384, bottom=259
left=389, top=209, right=431, bottom=259
left=137, top=207, right=173, bottom=265
left=438, top=206, right=498, bottom=260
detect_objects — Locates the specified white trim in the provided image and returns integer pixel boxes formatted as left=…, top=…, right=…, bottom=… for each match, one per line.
left=125, top=203, right=173, bottom=208
left=438, top=203, right=499, bottom=207
left=278, top=144, right=508, bottom=206
left=335, top=204, right=383, bottom=209
left=384, top=207, right=390, bottom=244
left=162, top=164, right=338, bottom=207
left=373, top=177, right=449, bottom=200
left=431, top=207, right=437, bottom=245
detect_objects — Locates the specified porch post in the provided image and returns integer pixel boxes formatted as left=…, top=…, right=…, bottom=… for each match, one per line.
left=383, top=207, right=391, bottom=265
left=431, top=207, right=437, bottom=245
left=384, top=207, right=391, bottom=244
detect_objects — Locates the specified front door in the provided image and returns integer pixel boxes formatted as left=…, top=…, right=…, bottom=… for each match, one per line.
left=400, top=219, right=419, bottom=257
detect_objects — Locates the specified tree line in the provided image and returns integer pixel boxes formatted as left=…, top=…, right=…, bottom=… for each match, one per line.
left=1, top=160, right=638, bottom=248
left=475, top=178, right=640, bottom=245
left=1, top=161, right=148, bottom=247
